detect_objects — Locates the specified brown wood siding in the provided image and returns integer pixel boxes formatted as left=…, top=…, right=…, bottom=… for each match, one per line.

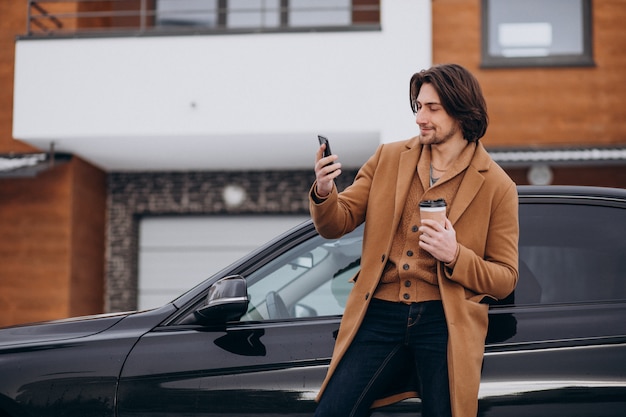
left=0, top=1, right=36, bottom=153
left=0, top=163, right=72, bottom=326
left=352, top=0, right=381, bottom=24
left=0, top=158, right=105, bottom=327
left=432, top=0, right=626, bottom=148
left=69, top=157, right=106, bottom=317
left=77, top=1, right=157, bottom=30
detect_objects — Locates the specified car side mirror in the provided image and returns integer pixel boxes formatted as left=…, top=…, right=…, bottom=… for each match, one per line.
left=194, top=275, right=249, bottom=325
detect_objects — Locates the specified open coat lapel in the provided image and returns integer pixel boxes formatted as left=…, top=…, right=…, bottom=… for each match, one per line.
left=393, top=140, right=422, bottom=227
left=448, top=143, right=491, bottom=225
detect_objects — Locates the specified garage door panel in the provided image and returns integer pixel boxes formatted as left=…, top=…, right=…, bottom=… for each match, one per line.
left=138, top=216, right=308, bottom=309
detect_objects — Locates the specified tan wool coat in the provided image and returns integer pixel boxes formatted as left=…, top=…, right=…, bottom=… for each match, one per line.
left=309, top=137, right=519, bottom=417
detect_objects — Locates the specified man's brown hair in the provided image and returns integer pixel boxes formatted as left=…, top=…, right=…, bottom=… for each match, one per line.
left=409, top=63, right=488, bottom=142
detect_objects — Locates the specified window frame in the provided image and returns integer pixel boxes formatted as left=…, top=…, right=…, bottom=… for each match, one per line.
left=480, top=0, right=594, bottom=68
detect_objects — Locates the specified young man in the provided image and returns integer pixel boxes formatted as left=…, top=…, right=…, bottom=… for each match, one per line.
left=310, top=63, right=519, bottom=417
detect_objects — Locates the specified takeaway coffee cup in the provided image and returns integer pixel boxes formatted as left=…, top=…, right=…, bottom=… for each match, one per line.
left=419, top=198, right=447, bottom=227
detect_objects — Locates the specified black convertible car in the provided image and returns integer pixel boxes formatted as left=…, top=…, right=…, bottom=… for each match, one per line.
left=1, top=185, right=625, bottom=417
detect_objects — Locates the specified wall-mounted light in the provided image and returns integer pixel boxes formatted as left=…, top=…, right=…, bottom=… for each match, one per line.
left=222, top=184, right=247, bottom=208
left=527, top=164, right=553, bottom=185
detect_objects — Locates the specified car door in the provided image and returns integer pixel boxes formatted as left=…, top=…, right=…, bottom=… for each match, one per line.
left=479, top=196, right=626, bottom=416
left=115, top=225, right=367, bottom=416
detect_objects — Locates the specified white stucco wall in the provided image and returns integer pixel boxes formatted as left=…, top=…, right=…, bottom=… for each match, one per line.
left=13, top=0, right=431, bottom=171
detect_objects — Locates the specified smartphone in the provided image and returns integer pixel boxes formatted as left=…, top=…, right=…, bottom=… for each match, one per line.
left=317, top=135, right=334, bottom=165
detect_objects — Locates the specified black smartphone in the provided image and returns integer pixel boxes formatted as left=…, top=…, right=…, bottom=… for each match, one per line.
left=317, top=135, right=333, bottom=164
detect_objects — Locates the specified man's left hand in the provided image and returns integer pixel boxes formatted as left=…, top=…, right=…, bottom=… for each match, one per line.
left=418, top=218, right=458, bottom=264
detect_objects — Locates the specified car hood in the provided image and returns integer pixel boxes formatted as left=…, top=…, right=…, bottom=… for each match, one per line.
left=0, top=311, right=131, bottom=347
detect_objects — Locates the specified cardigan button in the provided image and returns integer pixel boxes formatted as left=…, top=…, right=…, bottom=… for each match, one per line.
left=365, top=293, right=370, bottom=300
left=381, top=254, right=386, bottom=262
left=402, top=264, right=410, bottom=271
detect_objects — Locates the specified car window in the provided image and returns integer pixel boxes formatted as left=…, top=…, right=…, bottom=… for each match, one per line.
left=513, top=202, right=626, bottom=305
left=238, top=200, right=625, bottom=321
left=240, top=226, right=363, bottom=321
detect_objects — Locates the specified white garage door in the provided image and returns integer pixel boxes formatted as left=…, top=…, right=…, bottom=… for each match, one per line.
left=138, top=215, right=309, bottom=310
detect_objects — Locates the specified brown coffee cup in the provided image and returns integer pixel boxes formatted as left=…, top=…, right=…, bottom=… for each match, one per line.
left=419, top=198, right=447, bottom=227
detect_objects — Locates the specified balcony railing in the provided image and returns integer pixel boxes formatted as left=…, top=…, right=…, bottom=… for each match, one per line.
left=26, top=0, right=381, bottom=37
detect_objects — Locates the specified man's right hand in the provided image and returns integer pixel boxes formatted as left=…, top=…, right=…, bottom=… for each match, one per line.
left=315, top=144, right=342, bottom=198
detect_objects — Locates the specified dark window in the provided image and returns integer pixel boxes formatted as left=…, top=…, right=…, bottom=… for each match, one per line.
left=514, top=202, right=626, bottom=305
left=481, top=0, right=594, bottom=68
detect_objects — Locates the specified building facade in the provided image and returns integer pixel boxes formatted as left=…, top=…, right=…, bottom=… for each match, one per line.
left=1, top=0, right=625, bottom=326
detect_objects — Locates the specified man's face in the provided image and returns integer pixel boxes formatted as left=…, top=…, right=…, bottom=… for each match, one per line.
left=415, top=83, right=461, bottom=145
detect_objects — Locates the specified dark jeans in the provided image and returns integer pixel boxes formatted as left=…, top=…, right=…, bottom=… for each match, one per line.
left=314, top=299, right=451, bottom=417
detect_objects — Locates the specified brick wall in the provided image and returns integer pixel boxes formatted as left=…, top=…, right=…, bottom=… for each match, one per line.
left=106, top=169, right=358, bottom=312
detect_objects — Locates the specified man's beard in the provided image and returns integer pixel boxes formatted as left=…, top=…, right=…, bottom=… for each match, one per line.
left=419, top=124, right=460, bottom=145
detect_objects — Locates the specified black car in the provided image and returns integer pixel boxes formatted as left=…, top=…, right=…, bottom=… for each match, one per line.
left=1, top=185, right=625, bottom=417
